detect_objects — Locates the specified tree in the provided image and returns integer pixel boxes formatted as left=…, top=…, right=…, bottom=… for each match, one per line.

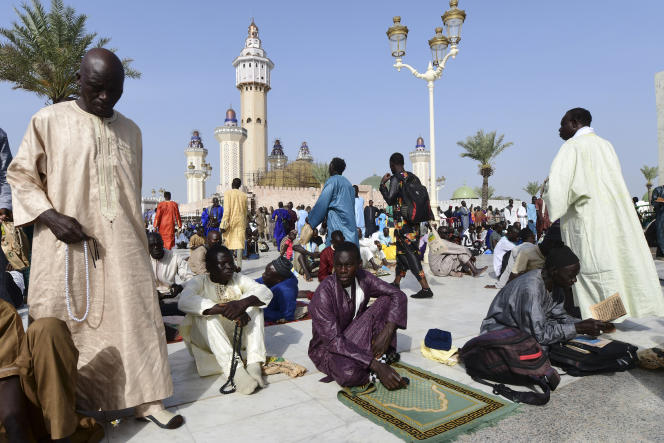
left=0, top=0, right=140, bottom=104
left=457, top=130, right=514, bottom=210
left=474, top=186, right=495, bottom=200
left=523, top=181, right=541, bottom=198
left=640, top=165, right=658, bottom=203
left=311, top=162, right=330, bottom=185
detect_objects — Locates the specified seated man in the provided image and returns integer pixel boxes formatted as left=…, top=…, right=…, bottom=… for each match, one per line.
left=189, top=231, right=221, bottom=275
left=480, top=246, right=612, bottom=350
left=259, top=257, right=300, bottom=323
left=428, top=227, right=487, bottom=277
left=293, top=236, right=321, bottom=282
left=148, top=232, right=194, bottom=317
left=489, top=222, right=504, bottom=251
left=175, top=230, right=188, bottom=249
left=309, top=242, right=408, bottom=390
left=178, top=245, right=273, bottom=394
left=377, top=227, right=393, bottom=247
left=318, top=230, right=345, bottom=282
left=493, top=225, right=519, bottom=277
left=279, top=230, right=297, bottom=260
left=0, top=299, right=102, bottom=442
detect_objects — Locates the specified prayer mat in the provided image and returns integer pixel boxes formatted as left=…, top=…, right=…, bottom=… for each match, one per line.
left=337, top=362, right=518, bottom=442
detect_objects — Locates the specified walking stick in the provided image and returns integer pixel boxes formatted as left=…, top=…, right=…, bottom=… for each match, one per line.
left=220, top=323, right=243, bottom=394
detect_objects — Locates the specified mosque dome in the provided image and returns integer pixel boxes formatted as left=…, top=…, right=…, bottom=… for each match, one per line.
left=451, top=185, right=478, bottom=200
left=270, top=139, right=285, bottom=156
left=360, top=174, right=383, bottom=190
left=296, top=141, right=313, bottom=162
left=188, top=130, right=204, bottom=149
left=416, top=136, right=426, bottom=150
left=224, top=108, right=238, bottom=126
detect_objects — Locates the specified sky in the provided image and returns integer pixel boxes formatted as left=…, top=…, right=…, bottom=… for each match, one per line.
left=1, top=0, right=664, bottom=203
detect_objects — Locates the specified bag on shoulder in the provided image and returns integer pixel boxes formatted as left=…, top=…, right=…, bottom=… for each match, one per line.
left=548, top=337, right=638, bottom=376
left=1, top=221, right=30, bottom=271
left=399, top=172, right=433, bottom=223
left=460, top=327, right=560, bottom=405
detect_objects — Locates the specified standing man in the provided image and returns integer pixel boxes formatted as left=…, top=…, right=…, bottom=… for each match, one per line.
left=201, top=197, right=223, bottom=236
left=543, top=107, right=664, bottom=319
left=458, top=201, right=471, bottom=230
left=222, top=178, right=248, bottom=271
left=503, top=199, right=517, bottom=226
left=307, top=157, right=358, bottom=246
left=154, top=191, right=182, bottom=250
left=364, top=199, right=379, bottom=238
left=7, top=49, right=181, bottom=428
left=651, top=184, right=664, bottom=258
left=517, top=201, right=528, bottom=228
left=353, top=185, right=365, bottom=237
left=380, top=153, right=434, bottom=299
left=296, top=205, right=308, bottom=236
left=527, top=196, right=538, bottom=238
left=0, top=128, right=13, bottom=307
left=535, top=193, right=551, bottom=237
left=272, top=202, right=290, bottom=248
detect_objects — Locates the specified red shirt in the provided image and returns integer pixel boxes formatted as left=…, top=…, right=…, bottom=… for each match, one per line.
left=317, top=246, right=335, bottom=282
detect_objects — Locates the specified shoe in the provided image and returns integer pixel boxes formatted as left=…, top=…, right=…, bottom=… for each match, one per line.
left=385, top=349, right=401, bottom=365
left=410, top=288, right=433, bottom=299
left=139, top=413, right=185, bottom=430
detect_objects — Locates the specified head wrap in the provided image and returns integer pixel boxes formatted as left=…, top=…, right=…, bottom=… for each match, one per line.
left=271, top=256, right=293, bottom=278
left=424, top=329, right=452, bottom=351
left=189, top=234, right=205, bottom=249
left=545, top=245, right=579, bottom=270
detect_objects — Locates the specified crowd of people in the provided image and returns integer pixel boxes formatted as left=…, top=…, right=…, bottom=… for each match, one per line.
left=0, top=48, right=663, bottom=441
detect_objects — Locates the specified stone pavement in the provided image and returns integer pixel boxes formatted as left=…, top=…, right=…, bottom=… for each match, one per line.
left=72, top=249, right=664, bottom=441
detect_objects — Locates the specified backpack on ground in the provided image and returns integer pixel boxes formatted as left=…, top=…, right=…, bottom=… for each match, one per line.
left=460, top=327, right=560, bottom=405
left=548, top=336, right=638, bottom=376
left=399, top=172, right=433, bottom=223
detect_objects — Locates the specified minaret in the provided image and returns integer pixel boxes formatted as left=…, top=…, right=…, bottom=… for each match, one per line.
left=409, top=136, right=431, bottom=196
left=296, top=141, right=313, bottom=162
left=214, top=107, right=247, bottom=194
left=233, top=20, right=274, bottom=186
left=267, top=139, right=288, bottom=170
left=184, top=131, right=212, bottom=203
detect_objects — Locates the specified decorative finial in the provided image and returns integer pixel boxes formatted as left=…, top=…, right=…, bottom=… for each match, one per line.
left=450, top=0, right=459, bottom=7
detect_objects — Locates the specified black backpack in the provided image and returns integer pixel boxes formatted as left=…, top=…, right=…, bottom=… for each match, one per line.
left=549, top=337, right=638, bottom=376
left=460, top=327, right=560, bottom=405
left=399, top=172, right=433, bottom=223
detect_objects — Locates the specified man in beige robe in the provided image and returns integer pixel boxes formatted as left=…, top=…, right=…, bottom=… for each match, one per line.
left=543, top=107, right=664, bottom=319
left=7, top=49, right=182, bottom=429
left=222, top=178, right=248, bottom=270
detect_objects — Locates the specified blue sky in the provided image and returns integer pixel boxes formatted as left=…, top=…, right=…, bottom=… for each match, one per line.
left=2, top=0, right=663, bottom=202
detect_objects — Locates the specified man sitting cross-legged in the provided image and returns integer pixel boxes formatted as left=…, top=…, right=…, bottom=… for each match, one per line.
left=0, top=299, right=103, bottom=442
left=178, top=245, right=273, bottom=394
left=309, top=241, right=408, bottom=390
left=481, top=245, right=613, bottom=351
left=428, top=226, right=487, bottom=278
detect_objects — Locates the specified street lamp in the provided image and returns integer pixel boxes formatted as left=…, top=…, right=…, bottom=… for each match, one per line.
left=386, top=0, right=466, bottom=218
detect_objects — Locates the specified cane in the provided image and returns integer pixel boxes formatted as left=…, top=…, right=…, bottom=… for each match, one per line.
left=220, top=323, right=243, bottom=394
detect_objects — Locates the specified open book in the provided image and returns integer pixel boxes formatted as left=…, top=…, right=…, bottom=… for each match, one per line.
left=589, top=293, right=626, bottom=322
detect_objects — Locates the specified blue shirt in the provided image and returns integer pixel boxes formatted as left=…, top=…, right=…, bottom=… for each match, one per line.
left=257, top=275, right=299, bottom=322
left=354, top=197, right=365, bottom=228
left=0, top=129, right=13, bottom=211
left=526, top=203, right=537, bottom=222
left=308, top=174, right=358, bottom=246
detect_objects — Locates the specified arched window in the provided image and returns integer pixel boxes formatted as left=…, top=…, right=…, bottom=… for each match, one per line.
left=246, top=118, right=252, bottom=123
left=256, top=118, right=262, bottom=124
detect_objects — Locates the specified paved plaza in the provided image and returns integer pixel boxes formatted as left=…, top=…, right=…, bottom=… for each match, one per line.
left=32, top=249, right=664, bottom=442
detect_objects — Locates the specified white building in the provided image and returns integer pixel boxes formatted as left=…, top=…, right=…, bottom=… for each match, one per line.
left=409, top=136, right=431, bottom=196
left=184, top=131, right=212, bottom=203
left=233, top=20, right=274, bottom=186
left=214, top=108, right=247, bottom=194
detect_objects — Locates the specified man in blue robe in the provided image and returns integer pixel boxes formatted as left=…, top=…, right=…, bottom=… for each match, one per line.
left=272, top=202, right=291, bottom=249
left=201, top=197, right=223, bottom=236
left=651, top=185, right=664, bottom=258
left=258, top=257, right=299, bottom=323
left=307, top=158, right=358, bottom=246
left=527, top=196, right=538, bottom=238
left=353, top=185, right=365, bottom=237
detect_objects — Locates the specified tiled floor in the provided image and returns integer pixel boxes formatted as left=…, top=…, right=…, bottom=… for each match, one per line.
left=56, top=249, right=664, bottom=442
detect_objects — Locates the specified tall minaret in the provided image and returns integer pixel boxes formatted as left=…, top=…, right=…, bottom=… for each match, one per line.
left=233, top=20, right=274, bottom=186
left=184, top=131, right=212, bottom=203
left=214, top=107, right=247, bottom=194
left=409, top=136, right=431, bottom=196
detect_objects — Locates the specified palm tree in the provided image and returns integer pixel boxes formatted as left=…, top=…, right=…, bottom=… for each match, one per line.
left=523, top=181, right=541, bottom=198
left=474, top=186, right=495, bottom=200
left=0, top=0, right=140, bottom=104
left=311, top=162, right=330, bottom=185
left=640, top=165, right=658, bottom=203
left=457, top=130, right=514, bottom=209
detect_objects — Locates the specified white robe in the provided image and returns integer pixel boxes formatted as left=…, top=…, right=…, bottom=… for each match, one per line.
left=543, top=128, right=664, bottom=319
left=178, top=274, right=273, bottom=376
left=150, top=249, right=193, bottom=292
left=517, top=206, right=528, bottom=227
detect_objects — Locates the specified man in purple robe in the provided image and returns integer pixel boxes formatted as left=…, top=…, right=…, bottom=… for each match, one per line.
left=308, top=242, right=408, bottom=390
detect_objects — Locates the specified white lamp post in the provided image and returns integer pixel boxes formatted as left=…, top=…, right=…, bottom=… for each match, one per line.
left=386, top=0, right=466, bottom=219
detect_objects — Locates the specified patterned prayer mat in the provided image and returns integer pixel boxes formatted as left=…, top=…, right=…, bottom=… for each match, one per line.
left=337, top=362, right=518, bottom=442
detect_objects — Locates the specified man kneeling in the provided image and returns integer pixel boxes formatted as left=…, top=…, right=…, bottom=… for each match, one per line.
left=178, top=245, right=273, bottom=394
left=480, top=246, right=612, bottom=351
left=308, top=241, right=408, bottom=390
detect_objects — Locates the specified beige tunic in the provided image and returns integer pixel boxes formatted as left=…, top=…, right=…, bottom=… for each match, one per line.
left=7, top=101, right=173, bottom=410
left=222, top=189, right=247, bottom=250
left=189, top=245, right=207, bottom=275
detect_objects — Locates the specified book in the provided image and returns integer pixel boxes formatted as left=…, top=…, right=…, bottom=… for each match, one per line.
left=589, top=293, right=626, bottom=322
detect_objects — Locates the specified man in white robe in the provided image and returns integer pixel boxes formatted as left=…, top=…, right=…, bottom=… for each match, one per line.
left=6, top=49, right=181, bottom=428
left=543, top=107, right=664, bottom=319
left=178, top=244, right=272, bottom=394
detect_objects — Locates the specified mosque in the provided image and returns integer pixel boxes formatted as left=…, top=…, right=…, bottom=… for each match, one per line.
left=176, top=20, right=435, bottom=217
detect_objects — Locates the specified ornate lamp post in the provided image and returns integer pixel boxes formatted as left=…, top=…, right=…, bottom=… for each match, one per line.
left=386, top=0, right=466, bottom=218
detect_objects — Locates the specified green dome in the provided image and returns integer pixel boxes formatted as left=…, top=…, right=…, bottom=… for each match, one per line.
left=361, top=174, right=382, bottom=190
left=451, top=185, right=478, bottom=200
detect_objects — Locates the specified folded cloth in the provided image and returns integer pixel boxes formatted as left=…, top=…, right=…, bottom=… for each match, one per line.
left=424, top=328, right=452, bottom=351
left=421, top=342, right=459, bottom=366
left=262, top=356, right=308, bottom=378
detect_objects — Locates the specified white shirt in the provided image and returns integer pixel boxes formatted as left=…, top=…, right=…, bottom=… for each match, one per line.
left=572, top=126, right=595, bottom=138
left=493, top=237, right=516, bottom=277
